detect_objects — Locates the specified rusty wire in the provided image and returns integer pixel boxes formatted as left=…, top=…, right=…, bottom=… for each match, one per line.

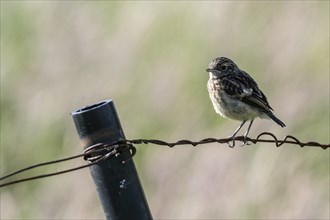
left=0, top=132, right=329, bottom=188
left=123, top=132, right=329, bottom=149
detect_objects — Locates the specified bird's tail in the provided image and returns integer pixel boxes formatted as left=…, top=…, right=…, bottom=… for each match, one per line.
left=266, top=111, right=286, bottom=127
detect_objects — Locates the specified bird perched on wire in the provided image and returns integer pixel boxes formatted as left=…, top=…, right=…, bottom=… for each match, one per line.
left=206, top=57, right=285, bottom=147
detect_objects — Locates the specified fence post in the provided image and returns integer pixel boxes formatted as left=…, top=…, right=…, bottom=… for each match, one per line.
left=71, top=99, right=152, bottom=220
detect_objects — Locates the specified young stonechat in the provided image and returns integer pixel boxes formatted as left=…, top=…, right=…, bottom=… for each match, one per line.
left=206, top=57, right=285, bottom=147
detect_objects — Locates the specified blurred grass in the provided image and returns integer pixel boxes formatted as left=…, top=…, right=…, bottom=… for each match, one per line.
left=1, top=1, right=329, bottom=219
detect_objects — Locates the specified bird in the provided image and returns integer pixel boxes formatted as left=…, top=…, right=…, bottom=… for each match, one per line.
left=206, top=57, right=285, bottom=147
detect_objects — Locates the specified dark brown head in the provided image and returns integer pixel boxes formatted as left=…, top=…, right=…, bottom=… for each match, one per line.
left=206, top=57, right=238, bottom=78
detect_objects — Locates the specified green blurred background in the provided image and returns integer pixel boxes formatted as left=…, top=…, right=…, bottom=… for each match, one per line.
left=1, top=1, right=329, bottom=219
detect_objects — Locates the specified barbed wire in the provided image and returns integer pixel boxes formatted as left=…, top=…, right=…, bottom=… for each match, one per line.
left=0, top=143, right=133, bottom=188
left=124, top=132, right=329, bottom=149
left=1, top=132, right=329, bottom=188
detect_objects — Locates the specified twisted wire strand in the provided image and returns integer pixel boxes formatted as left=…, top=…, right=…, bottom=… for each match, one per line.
left=0, top=143, right=133, bottom=188
left=124, top=132, right=329, bottom=149
left=1, top=132, right=328, bottom=187
left=0, top=147, right=111, bottom=181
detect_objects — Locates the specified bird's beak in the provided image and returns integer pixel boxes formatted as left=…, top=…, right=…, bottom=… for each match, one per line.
left=205, top=68, right=212, bottom=72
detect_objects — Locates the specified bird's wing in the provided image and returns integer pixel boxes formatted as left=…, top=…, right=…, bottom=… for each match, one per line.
left=222, top=73, right=273, bottom=113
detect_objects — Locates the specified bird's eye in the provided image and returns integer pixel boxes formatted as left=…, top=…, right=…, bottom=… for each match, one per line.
left=221, top=65, right=227, bottom=71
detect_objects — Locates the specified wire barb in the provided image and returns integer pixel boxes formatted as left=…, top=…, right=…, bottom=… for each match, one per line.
left=0, top=132, right=328, bottom=188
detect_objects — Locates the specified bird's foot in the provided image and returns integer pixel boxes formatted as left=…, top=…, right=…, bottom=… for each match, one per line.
left=239, top=136, right=251, bottom=147
left=227, top=135, right=252, bottom=147
left=227, top=136, right=236, bottom=148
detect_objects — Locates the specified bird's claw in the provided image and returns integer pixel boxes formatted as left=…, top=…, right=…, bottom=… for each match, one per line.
left=227, top=136, right=236, bottom=148
left=227, top=141, right=235, bottom=148
left=239, top=136, right=251, bottom=147
left=227, top=135, right=251, bottom=148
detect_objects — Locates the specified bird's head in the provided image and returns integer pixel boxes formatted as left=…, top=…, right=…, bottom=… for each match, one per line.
left=206, top=57, right=238, bottom=79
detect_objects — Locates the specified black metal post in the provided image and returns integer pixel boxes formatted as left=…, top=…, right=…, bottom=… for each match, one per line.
left=71, top=100, right=152, bottom=220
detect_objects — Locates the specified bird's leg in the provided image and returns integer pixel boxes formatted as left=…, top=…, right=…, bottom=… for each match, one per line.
left=241, top=119, right=254, bottom=146
left=228, top=120, right=246, bottom=147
